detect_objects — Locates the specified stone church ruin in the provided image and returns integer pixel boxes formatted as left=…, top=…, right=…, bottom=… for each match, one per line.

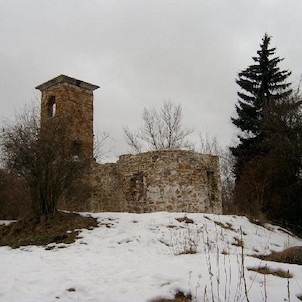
left=36, top=75, right=222, bottom=214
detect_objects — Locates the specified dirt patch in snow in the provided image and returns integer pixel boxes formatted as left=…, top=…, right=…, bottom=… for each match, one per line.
left=0, top=211, right=98, bottom=248
left=175, top=216, right=194, bottom=224
left=152, top=292, right=192, bottom=302
left=258, top=246, right=302, bottom=265
left=247, top=266, right=293, bottom=278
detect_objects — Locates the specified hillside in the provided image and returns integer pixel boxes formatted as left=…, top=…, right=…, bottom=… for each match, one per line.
left=0, top=212, right=301, bottom=302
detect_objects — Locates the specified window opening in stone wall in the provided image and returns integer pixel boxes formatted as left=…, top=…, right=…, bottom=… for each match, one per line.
left=72, top=139, right=82, bottom=158
left=47, top=96, right=56, bottom=118
left=130, top=172, right=145, bottom=201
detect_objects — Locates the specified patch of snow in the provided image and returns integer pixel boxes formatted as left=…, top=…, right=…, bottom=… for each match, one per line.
left=0, top=212, right=301, bottom=302
left=0, top=220, right=16, bottom=226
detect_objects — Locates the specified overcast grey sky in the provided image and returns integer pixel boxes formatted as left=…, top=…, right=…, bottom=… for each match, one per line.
left=1, top=0, right=301, bottom=161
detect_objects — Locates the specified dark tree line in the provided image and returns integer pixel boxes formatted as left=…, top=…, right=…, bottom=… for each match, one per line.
left=231, top=33, right=302, bottom=228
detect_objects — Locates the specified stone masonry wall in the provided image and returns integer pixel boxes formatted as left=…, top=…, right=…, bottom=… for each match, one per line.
left=86, top=163, right=124, bottom=212
left=77, top=150, right=222, bottom=214
left=59, top=162, right=123, bottom=212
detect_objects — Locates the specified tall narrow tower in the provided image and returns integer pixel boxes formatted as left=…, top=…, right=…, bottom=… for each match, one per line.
left=36, top=75, right=99, bottom=159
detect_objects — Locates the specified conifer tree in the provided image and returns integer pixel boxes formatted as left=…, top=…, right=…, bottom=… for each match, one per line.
left=231, top=33, right=292, bottom=178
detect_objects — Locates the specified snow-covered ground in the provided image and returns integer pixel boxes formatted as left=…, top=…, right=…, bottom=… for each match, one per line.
left=0, top=212, right=301, bottom=302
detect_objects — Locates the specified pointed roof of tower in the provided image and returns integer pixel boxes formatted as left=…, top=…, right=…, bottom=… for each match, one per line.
left=35, top=74, right=99, bottom=92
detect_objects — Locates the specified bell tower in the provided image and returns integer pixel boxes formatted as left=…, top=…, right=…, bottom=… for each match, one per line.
left=36, top=75, right=99, bottom=159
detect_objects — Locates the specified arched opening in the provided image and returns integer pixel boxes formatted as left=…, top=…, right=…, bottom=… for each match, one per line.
left=47, top=96, right=56, bottom=117
left=72, top=139, right=82, bottom=158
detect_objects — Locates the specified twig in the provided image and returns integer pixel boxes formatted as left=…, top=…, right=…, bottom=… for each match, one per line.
left=287, top=270, right=291, bottom=302
left=264, top=272, right=267, bottom=302
left=240, top=227, right=250, bottom=302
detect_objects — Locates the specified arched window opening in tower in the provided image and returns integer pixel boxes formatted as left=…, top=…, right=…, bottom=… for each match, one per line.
left=47, top=96, right=56, bottom=118
left=72, top=139, right=82, bottom=158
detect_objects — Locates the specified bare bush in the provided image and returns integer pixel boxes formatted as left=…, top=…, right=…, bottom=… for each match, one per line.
left=198, top=134, right=235, bottom=213
left=0, top=106, right=88, bottom=218
left=0, top=169, right=30, bottom=219
left=93, top=130, right=114, bottom=163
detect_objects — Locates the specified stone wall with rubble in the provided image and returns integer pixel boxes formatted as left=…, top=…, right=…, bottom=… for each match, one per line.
left=75, top=150, right=222, bottom=214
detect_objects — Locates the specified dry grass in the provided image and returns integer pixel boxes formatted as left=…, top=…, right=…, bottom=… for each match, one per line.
left=0, top=211, right=98, bottom=248
left=170, top=227, right=199, bottom=255
left=248, top=217, right=265, bottom=227
left=232, top=236, right=244, bottom=247
left=248, top=217, right=273, bottom=231
left=175, top=216, right=194, bottom=224
left=214, top=220, right=236, bottom=232
left=247, top=266, right=293, bottom=278
left=259, top=246, right=302, bottom=265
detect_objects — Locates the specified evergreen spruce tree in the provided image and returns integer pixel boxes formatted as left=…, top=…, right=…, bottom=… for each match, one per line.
left=231, top=33, right=292, bottom=179
left=230, top=34, right=302, bottom=230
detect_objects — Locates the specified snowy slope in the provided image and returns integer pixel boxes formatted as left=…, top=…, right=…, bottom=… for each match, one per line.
left=0, top=212, right=301, bottom=302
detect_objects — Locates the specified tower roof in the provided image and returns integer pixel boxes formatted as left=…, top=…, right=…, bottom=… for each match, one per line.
left=35, top=74, right=100, bottom=92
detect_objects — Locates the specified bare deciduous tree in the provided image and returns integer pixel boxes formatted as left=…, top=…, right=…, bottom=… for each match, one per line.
left=198, top=134, right=235, bottom=212
left=0, top=106, right=87, bottom=218
left=93, top=130, right=114, bottom=163
left=198, top=133, right=220, bottom=155
left=124, top=101, right=193, bottom=153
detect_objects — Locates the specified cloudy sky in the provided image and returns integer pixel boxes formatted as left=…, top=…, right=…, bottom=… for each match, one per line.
left=1, top=0, right=301, bottom=161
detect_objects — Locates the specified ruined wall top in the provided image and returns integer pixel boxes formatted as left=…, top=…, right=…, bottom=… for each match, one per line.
left=118, top=149, right=219, bottom=163
left=35, top=74, right=99, bottom=92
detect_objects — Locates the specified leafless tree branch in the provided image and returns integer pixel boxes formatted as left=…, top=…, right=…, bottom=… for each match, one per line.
left=124, top=101, right=193, bottom=153
left=0, top=106, right=87, bottom=218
